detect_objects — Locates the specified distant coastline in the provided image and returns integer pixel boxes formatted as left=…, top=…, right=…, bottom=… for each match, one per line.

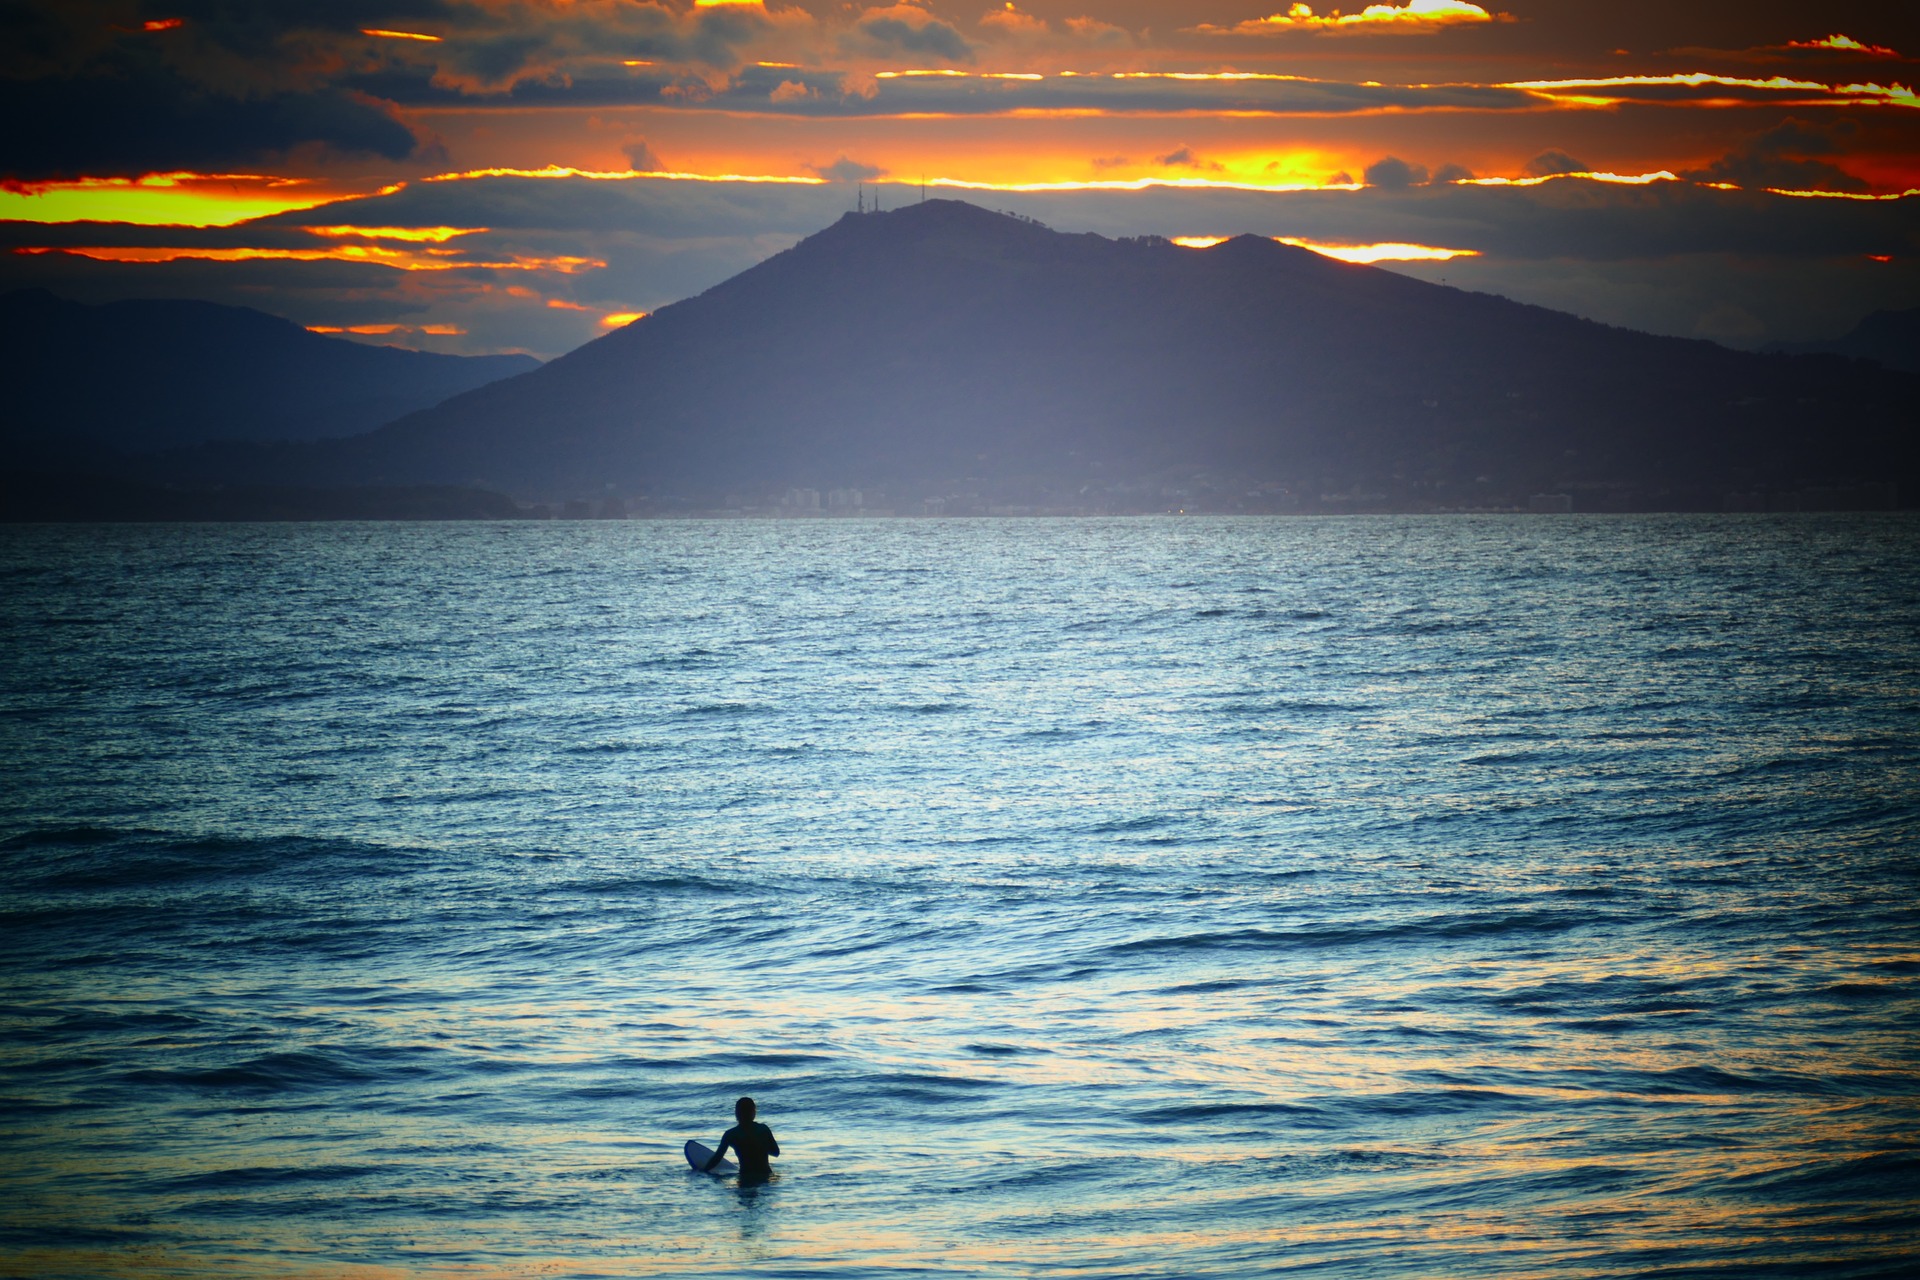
left=3, top=472, right=1904, bottom=522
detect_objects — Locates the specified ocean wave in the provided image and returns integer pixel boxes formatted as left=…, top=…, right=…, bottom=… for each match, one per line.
left=3, top=829, right=436, bottom=891
left=149, top=1164, right=381, bottom=1193
left=122, top=1049, right=429, bottom=1094
left=1706, top=1149, right=1920, bottom=1203
left=673, top=700, right=772, bottom=716
left=1095, top=910, right=1588, bottom=959
left=1130, top=1101, right=1320, bottom=1124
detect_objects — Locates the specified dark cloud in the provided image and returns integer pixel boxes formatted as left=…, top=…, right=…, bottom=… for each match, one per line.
left=2, top=1, right=771, bottom=116
left=1154, top=147, right=1222, bottom=172
left=1364, top=156, right=1428, bottom=188
left=3, top=11, right=1548, bottom=127
left=1680, top=118, right=1871, bottom=194
left=599, top=69, right=1539, bottom=121
left=674, top=4, right=776, bottom=72
left=808, top=156, right=887, bottom=182
left=849, top=12, right=974, bottom=63
left=1523, top=150, right=1588, bottom=177
left=1431, top=162, right=1475, bottom=184
left=622, top=138, right=661, bottom=172
left=0, top=62, right=417, bottom=179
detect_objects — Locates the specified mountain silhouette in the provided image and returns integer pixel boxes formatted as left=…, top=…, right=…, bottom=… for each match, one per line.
left=153, top=201, right=1915, bottom=510
left=2, top=289, right=539, bottom=459
left=1767, top=305, right=1920, bottom=376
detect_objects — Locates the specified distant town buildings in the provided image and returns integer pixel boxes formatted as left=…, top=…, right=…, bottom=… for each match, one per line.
left=774, top=486, right=869, bottom=513
left=513, top=475, right=1903, bottom=519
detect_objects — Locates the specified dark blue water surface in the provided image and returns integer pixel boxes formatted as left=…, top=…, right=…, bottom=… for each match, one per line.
left=3, top=516, right=1918, bottom=1279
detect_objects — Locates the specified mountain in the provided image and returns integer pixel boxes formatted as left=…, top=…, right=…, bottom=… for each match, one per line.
left=0, top=471, right=523, bottom=522
left=1, top=289, right=539, bottom=457
left=152, top=201, right=1916, bottom=511
left=1767, top=305, right=1920, bottom=375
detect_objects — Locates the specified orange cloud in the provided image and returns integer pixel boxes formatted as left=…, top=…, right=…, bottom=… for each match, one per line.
left=1504, top=73, right=1920, bottom=110
left=601, top=311, right=649, bottom=327
left=1757, top=187, right=1920, bottom=200
left=979, top=4, right=1049, bottom=40
left=1460, top=170, right=1679, bottom=186
left=19, top=245, right=604, bottom=273
left=309, top=322, right=468, bottom=336
left=0, top=173, right=380, bottom=228
left=142, top=17, right=182, bottom=31
left=1787, top=34, right=1899, bottom=56
left=361, top=28, right=441, bottom=42
left=1193, top=0, right=1505, bottom=36
left=1276, top=236, right=1478, bottom=263
left=1174, top=235, right=1479, bottom=262
left=929, top=173, right=1360, bottom=193
left=303, top=226, right=486, bottom=243
left=423, top=165, right=824, bottom=185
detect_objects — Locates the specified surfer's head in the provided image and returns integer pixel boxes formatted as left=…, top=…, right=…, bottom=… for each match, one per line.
left=735, top=1096, right=756, bottom=1122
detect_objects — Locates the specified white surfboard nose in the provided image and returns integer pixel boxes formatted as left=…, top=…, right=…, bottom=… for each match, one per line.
left=685, top=1139, right=736, bottom=1174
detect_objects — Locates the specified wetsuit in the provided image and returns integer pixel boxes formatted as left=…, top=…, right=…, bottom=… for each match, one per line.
left=713, top=1121, right=779, bottom=1179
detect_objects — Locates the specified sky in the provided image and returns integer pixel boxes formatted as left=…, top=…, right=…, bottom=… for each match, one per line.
left=2, top=0, right=1916, bottom=358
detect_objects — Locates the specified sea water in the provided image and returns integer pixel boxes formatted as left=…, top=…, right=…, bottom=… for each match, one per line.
left=2, top=516, right=1916, bottom=1279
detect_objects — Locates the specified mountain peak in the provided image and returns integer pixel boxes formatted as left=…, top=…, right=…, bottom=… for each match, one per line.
left=164, top=201, right=1919, bottom=510
left=810, top=197, right=1071, bottom=253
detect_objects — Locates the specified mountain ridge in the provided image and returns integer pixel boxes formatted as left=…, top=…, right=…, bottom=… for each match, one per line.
left=1, top=289, right=540, bottom=458
left=139, top=200, right=1919, bottom=511
left=1766, top=304, right=1920, bottom=375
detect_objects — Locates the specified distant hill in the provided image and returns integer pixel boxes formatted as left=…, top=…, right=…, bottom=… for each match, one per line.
left=1767, top=305, right=1920, bottom=375
left=1, top=290, right=539, bottom=456
left=147, top=202, right=1916, bottom=511
left=0, top=470, right=523, bottom=522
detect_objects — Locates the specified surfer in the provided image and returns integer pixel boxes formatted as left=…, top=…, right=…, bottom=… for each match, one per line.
left=704, top=1096, right=779, bottom=1181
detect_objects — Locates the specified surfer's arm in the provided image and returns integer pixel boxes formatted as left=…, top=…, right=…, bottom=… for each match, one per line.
left=765, top=1128, right=779, bottom=1156
left=703, top=1132, right=734, bottom=1171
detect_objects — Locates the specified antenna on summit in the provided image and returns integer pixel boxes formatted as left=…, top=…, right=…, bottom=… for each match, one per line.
left=857, top=183, right=864, bottom=214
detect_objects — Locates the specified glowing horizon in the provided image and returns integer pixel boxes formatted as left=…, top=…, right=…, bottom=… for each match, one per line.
left=1174, top=234, right=1480, bottom=262
left=18, top=245, right=605, bottom=273
left=4, top=1, right=1911, bottom=358
left=0, top=173, right=383, bottom=227
left=304, top=226, right=488, bottom=243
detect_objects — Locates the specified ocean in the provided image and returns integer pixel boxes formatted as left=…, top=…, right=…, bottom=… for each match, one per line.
left=3, top=515, right=1917, bottom=1278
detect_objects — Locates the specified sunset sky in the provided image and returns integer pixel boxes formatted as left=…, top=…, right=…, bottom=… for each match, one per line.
left=3, top=0, right=1916, bottom=357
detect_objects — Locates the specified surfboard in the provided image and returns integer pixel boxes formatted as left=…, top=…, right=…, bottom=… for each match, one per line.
left=685, top=1139, right=735, bottom=1174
